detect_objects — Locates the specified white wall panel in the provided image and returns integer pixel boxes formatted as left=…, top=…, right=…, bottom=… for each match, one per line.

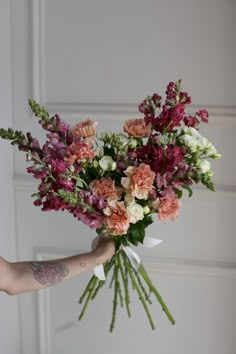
left=22, top=250, right=236, bottom=354
left=0, top=1, right=20, bottom=353
left=8, top=0, right=236, bottom=353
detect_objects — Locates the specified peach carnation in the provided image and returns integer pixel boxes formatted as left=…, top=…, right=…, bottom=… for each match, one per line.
left=121, top=163, right=155, bottom=200
left=89, top=178, right=122, bottom=201
left=104, top=201, right=130, bottom=235
left=71, top=119, right=97, bottom=138
left=64, top=142, right=96, bottom=165
left=123, top=118, right=151, bottom=137
left=158, top=196, right=181, bottom=221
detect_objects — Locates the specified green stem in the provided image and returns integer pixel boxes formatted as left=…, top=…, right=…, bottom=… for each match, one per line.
left=117, top=252, right=131, bottom=317
left=134, top=268, right=152, bottom=305
left=138, top=264, right=175, bottom=325
left=110, top=259, right=119, bottom=332
left=121, top=251, right=155, bottom=330
left=78, top=276, right=98, bottom=321
left=91, top=259, right=114, bottom=300
left=78, top=274, right=96, bottom=304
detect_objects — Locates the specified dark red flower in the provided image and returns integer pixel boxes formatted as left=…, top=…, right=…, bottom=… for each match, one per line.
left=196, top=109, right=209, bottom=123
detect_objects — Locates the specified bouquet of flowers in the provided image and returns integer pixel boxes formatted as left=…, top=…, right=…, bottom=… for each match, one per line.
left=0, top=80, right=220, bottom=331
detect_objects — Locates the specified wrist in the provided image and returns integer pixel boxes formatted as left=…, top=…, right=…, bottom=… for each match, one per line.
left=92, top=249, right=111, bottom=266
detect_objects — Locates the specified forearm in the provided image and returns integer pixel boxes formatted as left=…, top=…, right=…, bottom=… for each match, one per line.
left=0, top=251, right=104, bottom=296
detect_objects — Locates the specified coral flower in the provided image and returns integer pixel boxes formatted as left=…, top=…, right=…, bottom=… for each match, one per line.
left=64, top=141, right=96, bottom=165
left=123, top=118, right=151, bottom=137
left=89, top=178, right=122, bottom=201
left=121, top=163, right=155, bottom=199
left=104, top=201, right=130, bottom=235
left=71, top=119, right=97, bottom=138
left=158, top=196, right=181, bottom=221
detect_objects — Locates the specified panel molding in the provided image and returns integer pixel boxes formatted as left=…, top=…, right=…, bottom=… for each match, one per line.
left=13, top=173, right=236, bottom=194
left=34, top=248, right=236, bottom=352
left=35, top=248, right=236, bottom=280
left=31, top=1, right=236, bottom=119
left=37, top=288, right=52, bottom=354
left=44, top=102, right=236, bottom=119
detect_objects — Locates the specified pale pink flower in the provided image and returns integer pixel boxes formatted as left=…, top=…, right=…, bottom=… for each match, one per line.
left=89, top=178, right=123, bottom=201
left=71, top=119, right=97, bottom=138
left=123, top=118, right=151, bottom=137
left=64, top=142, right=96, bottom=165
left=121, top=163, right=155, bottom=199
left=104, top=201, right=130, bottom=235
left=151, top=198, right=160, bottom=210
left=158, top=196, right=181, bottom=221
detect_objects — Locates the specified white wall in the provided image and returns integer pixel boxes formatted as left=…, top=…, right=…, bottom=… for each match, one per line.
left=0, top=0, right=235, bottom=353
left=0, top=1, right=20, bottom=353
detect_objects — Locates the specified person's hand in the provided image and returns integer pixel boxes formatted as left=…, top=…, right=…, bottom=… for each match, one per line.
left=91, top=236, right=115, bottom=264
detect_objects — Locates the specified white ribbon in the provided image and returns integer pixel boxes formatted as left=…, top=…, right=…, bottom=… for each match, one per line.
left=123, top=246, right=141, bottom=270
left=94, top=264, right=106, bottom=280
left=142, top=236, right=162, bottom=248
left=93, top=236, right=162, bottom=280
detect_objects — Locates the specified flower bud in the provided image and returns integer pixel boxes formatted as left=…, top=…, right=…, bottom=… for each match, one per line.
left=143, top=206, right=150, bottom=215
left=200, top=160, right=211, bottom=173
left=99, top=156, right=117, bottom=171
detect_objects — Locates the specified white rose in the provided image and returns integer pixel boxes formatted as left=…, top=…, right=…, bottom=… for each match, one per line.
left=200, top=160, right=211, bottom=173
left=182, top=126, right=201, bottom=138
left=188, top=127, right=202, bottom=138
left=127, top=203, right=144, bottom=224
left=99, top=156, right=117, bottom=171
left=205, top=143, right=217, bottom=156
left=197, top=137, right=209, bottom=150
left=180, top=135, right=198, bottom=151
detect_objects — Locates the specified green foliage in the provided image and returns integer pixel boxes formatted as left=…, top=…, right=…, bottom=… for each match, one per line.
left=0, top=128, right=26, bottom=145
left=173, top=187, right=183, bottom=199
left=182, top=185, right=193, bottom=197
left=126, top=215, right=153, bottom=246
left=28, top=99, right=49, bottom=120
left=201, top=177, right=216, bottom=192
left=57, top=189, right=79, bottom=206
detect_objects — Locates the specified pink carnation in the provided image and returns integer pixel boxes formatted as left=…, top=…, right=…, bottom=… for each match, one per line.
left=121, top=163, right=155, bottom=199
left=104, top=201, right=130, bottom=236
left=89, top=178, right=122, bottom=201
left=158, top=196, right=181, bottom=221
left=64, top=142, right=96, bottom=165
left=71, top=119, right=97, bottom=138
left=123, top=119, right=151, bottom=137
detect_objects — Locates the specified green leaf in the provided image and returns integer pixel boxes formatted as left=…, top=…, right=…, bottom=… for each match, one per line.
left=182, top=185, right=193, bottom=197
left=142, top=215, right=153, bottom=228
left=128, top=223, right=145, bottom=245
left=173, top=188, right=183, bottom=199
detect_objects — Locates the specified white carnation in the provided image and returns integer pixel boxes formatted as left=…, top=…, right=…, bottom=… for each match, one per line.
left=127, top=203, right=144, bottom=224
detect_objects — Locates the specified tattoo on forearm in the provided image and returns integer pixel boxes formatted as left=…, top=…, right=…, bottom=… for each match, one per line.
left=29, top=261, right=69, bottom=286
